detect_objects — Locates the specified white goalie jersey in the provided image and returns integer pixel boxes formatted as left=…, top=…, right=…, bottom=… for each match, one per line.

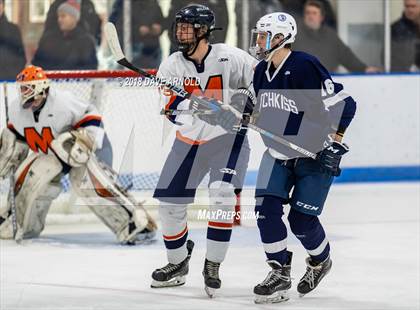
left=159, top=43, right=257, bottom=144
left=7, top=88, right=104, bottom=154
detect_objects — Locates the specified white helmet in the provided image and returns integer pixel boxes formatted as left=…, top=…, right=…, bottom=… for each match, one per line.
left=249, top=12, right=297, bottom=60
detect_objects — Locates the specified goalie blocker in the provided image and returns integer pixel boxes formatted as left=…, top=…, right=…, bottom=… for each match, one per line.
left=0, top=128, right=156, bottom=244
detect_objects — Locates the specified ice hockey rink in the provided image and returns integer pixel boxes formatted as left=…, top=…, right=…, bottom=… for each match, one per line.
left=1, top=182, right=418, bottom=310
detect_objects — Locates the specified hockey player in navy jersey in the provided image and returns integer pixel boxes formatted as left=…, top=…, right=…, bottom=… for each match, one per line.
left=217, top=12, right=356, bottom=303
left=251, top=12, right=356, bottom=303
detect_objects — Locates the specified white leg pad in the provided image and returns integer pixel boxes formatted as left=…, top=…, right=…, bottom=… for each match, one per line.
left=70, top=166, right=135, bottom=242
left=69, top=158, right=155, bottom=244
left=22, top=180, right=62, bottom=238
left=6, top=153, right=63, bottom=239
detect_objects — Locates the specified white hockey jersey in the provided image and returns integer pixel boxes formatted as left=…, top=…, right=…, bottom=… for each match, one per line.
left=158, top=43, right=257, bottom=144
left=7, top=88, right=104, bottom=154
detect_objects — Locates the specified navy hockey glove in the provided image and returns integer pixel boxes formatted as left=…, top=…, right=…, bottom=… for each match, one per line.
left=192, top=96, right=222, bottom=126
left=317, top=141, right=349, bottom=176
left=218, top=106, right=239, bottom=133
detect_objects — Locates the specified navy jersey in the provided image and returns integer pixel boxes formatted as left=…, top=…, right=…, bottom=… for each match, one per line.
left=253, top=51, right=356, bottom=159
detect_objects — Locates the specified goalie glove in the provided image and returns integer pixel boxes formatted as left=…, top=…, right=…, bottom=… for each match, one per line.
left=316, top=141, right=349, bottom=177
left=51, top=128, right=96, bottom=167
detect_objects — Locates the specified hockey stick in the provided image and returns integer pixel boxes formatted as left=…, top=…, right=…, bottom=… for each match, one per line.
left=104, top=22, right=317, bottom=160
left=105, top=23, right=224, bottom=112
left=3, top=83, right=19, bottom=240
left=105, top=23, right=189, bottom=99
left=162, top=108, right=317, bottom=159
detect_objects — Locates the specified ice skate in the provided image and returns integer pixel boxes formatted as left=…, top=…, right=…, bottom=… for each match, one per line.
left=202, top=259, right=221, bottom=298
left=151, top=240, right=194, bottom=288
left=253, top=252, right=292, bottom=304
left=298, top=255, right=332, bottom=297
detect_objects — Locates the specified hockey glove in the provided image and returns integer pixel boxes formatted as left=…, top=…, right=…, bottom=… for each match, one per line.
left=230, top=88, right=256, bottom=120
left=218, top=105, right=240, bottom=133
left=191, top=96, right=222, bottom=126
left=217, top=88, right=256, bottom=133
left=195, top=100, right=240, bottom=133
left=316, top=141, right=349, bottom=176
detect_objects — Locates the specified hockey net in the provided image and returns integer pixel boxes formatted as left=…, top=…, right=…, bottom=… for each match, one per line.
left=0, top=70, right=242, bottom=225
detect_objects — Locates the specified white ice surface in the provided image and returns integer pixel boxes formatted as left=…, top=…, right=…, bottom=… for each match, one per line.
left=1, top=182, right=419, bottom=310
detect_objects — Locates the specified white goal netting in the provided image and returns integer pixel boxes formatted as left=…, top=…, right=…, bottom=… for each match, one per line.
left=0, top=70, right=218, bottom=224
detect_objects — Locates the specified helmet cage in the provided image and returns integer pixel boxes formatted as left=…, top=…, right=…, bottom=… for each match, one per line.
left=171, top=4, right=215, bottom=55
left=171, top=20, right=208, bottom=54
left=17, top=79, right=50, bottom=109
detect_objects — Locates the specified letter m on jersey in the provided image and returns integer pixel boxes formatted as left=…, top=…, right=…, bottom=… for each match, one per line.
left=24, top=127, right=54, bottom=154
left=185, top=75, right=223, bottom=101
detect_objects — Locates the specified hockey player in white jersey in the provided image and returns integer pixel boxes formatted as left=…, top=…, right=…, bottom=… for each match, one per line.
left=0, top=65, right=156, bottom=244
left=150, top=4, right=257, bottom=296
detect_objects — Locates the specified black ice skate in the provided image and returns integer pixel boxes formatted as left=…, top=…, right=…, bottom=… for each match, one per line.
left=253, top=251, right=293, bottom=304
left=297, top=255, right=332, bottom=297
left=202, top=259, right=221, bottom=298
left=151, top=239, right=194, bottom=288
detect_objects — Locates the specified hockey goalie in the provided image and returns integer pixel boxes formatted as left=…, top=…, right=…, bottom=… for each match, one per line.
left=0, top=65, right=156, bottom=244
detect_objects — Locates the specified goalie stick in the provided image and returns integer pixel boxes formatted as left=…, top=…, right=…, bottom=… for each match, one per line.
left=3, top=83, right=19, bottom=241
left=104, top=22, right=317, bottom=160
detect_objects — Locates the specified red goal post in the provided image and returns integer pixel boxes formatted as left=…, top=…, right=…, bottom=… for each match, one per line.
left=45, top=69, right=157, bottom=79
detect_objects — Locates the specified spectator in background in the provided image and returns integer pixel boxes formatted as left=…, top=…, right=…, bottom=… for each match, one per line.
left=0, top=0, right=26, bottom=80
left=293, top=0, right=380, bottom=73
left=109, top=0, right=163, bottom=69
left=166, top=0, right=229, bottom=54
left=42, top=0, right=101, bottom=45
left=280, top=0, right=336, bottom=29
left=32, top=0, right=97, bottom=70
left=235, top=0, right=283, bottom=50
left=391, top=0, right=420, bottom=72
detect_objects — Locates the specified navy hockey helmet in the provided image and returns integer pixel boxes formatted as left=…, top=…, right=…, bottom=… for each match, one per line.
left=172, top=4, right=217, bottom=55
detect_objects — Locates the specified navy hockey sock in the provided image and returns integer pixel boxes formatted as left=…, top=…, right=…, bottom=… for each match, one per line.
left=255, top=195, right=289, bottom=264
left=288, top=209, right=330, bottom=262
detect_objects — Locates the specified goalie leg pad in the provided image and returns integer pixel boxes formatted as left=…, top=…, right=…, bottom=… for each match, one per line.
left=70, top=156, right=156, bottom=244
left=206, top=181, right=236, bottom=263
left=0, top=128, right=29, bottom=178
left=159, top=202, right=188, bottom=264
left=70, top=166, right=134, bottom=242
left=0, top=153, right=63, bottom=239
left=21, top=179, right=62, bottom=239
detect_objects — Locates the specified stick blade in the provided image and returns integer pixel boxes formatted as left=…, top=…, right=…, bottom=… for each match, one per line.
left=104, top=22, right=125, bottom=61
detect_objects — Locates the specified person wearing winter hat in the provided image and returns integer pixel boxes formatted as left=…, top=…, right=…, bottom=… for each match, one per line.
left=32, top=0, right=98, bottom=70
left=57, top=0, right=81, bottom=34
left=42, top=0, right=102, bottom=45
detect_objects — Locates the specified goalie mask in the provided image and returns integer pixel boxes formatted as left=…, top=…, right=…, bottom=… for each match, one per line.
left=16, top=65, right=50, bottom=111
left=172, top=4, right=216, bottom=56
left=249, top=12, right=297, bottom=61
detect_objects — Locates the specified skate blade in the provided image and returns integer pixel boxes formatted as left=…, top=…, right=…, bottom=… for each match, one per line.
left=150, top=276, right=186, bottom=288
left=254, top=290, right=289, bottom=304
left=204, top=286, right=217, bottom=298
